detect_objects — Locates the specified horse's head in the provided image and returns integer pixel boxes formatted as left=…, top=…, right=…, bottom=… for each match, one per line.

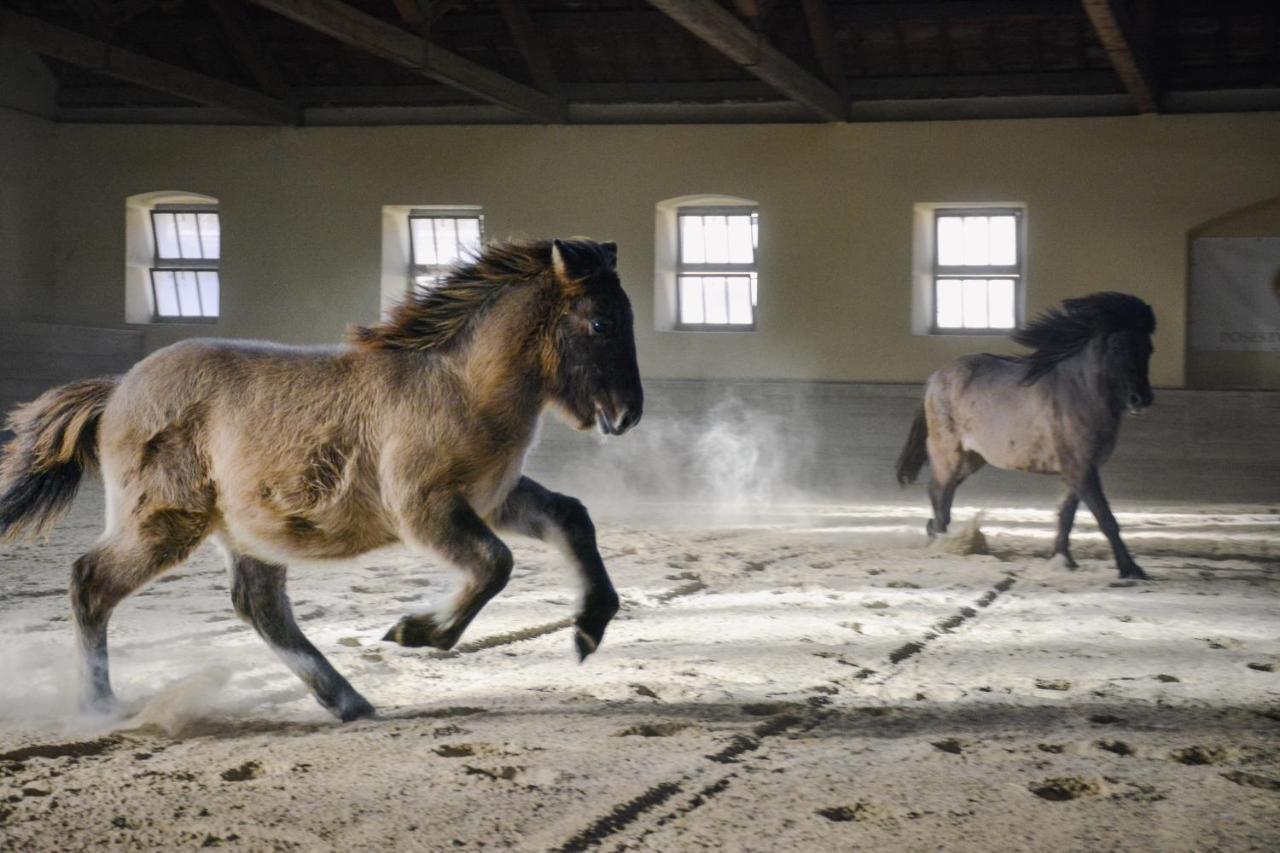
left=545, top=239, right=643, bottom=435
left=1105, top=329, right=1155, bottom=414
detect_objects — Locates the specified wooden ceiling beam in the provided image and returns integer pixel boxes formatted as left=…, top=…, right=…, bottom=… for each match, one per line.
left=209, top=0, right=292, bottom=101
left=248, top=0, right=566, bottom=122
left=646, top=0, right=848, bottom=120
left=498, top=0, right=561, bottom=97
left=1081, top=0, right=1159, bottom=112
left=800, top=0, right=849, bottom=100
left=0, top=9, right=298, bottom=124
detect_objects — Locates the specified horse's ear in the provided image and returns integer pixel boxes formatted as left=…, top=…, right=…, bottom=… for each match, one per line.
left=600, top=241, right=618, bottom=269
left=551, top=238, right=574, bottom=284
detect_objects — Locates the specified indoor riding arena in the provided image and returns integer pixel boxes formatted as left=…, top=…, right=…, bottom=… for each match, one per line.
left=1, top=2, right=1278, bottom=851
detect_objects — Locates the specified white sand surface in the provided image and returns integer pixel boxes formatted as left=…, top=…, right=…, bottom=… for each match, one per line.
left=1, top=484, right=1277, bottom=851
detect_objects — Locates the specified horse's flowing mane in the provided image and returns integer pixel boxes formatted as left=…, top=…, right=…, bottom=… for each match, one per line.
left=1012, top=291, right=1156, bottom=383
left=349, top=239, right=559, bottom=352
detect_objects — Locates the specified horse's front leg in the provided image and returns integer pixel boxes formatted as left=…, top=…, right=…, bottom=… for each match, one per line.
left=1076, top=466, right=1147, bottom=580
left=494, top=476, right=620, bottom=661
left=384, top=493, right=514, bottom=650
left=1051, top=489, right=1080, bottom=569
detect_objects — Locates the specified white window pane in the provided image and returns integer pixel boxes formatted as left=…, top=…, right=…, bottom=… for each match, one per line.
left=936, top=278, right=963, bottom=328
left=988, top=279, right=1015, bottom=328
left=411, top=219, right=438, bottom=265
left=435, top=218, right=459, bottom=266
left=176, top=271, right=202, bottom=317
left=750, top=273, right=757, bottom=307
left=703, top=216, right=729, bottom=264
left=727, top=215, right=754, bottom=264
left=197, top=271, right=220, bottom=317
left=989, top=216, right=1016, bottom=266
left=751, top=213, right=758, bottom=251
left=456, top=218, right=481, bottom=257
left=963, top=217, right=989, bottom=266
left=727, top=276, right=752, bottom=324
left=153, top=271, right=179, bottom=316
left=197, top=213, right=220, bottom=260
left=679, top=277, right=704, bottom=325
left=937, top=217, right=964, bottom=266
left=154, top=213, right=180, bottom=260
left=176, top=212, right=202, bottom=260
left=680, top=216, right=705, bottom=264
left=962, top=279, right=988, bottom=328
left=704, top=276, right=728, bottom=324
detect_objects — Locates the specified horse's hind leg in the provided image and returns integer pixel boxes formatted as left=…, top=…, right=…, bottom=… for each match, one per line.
left=1075, top=466, right=1147, bottom=580
left=229, top=555, right=374, bottom=721
left=71, top=509, right=210, bottom=712
left=384, top=492, right=513, bottom=651
left=1051, top=490, right=1080, bottom=569
left=494, top=476, right=620, bottom=661
left=927, top=450, right=984, bottom=537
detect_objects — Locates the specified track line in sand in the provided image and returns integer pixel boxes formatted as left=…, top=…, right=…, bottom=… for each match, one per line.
left=554, top=570, right=1023, bottom=852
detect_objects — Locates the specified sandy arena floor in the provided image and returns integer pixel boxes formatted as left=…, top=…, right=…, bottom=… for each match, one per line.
left=0, top=483, right=1277, bottom=851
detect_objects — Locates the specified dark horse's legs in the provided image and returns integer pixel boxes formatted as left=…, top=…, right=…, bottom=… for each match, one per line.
left=927, top=451, right=985, bottom=537
left=1076, top=467, right=1147, bottom=580
left=230, top=555, right=375, bottom=721
left=384, top=493, right=514, bottom=652
left=494, top=477, right=620, bottom=660
left=1052, top=491, right=1080, bottom=568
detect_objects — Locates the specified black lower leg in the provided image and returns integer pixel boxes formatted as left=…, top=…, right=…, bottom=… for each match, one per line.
left=1053, top=491, right=1080, bottom=568
left=1078, top=469, right=1146, bottom=580
left=497, top=477, right=620, bottom=660
left=231, top=556, right=374, bottom=721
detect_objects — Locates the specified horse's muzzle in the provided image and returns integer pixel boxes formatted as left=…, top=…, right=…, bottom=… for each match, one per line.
left=1127, top=391, right=1155, bottom=415
left=595, top=399, right=642, bottom=436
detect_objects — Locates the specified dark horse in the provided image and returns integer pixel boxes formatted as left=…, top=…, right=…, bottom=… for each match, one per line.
left=0, top=238, right=643, bottom=720
left=896, top=292, right=1156, bottom=579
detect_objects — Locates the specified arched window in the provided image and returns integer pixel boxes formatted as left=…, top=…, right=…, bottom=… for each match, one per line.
left=125, top=191, right=220, bottom=323
left=656, top=194, right=758, bottom=331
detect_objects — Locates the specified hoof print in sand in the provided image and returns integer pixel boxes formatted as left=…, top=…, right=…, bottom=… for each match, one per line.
left=1035, top=678, right=1072, bottom=691
left=1170, top=745, right=1228, bottom=766
left=220, top=760, right=264, bottom=782
left=931, top=738, right=964, bottom=755
left=616, top=722, right=689, bottom=738
left=1246, top=662, right=1275, bottom=673
left=1030, top=777, right=1103, bottom=801
left=817, top=802, right=894, bottom=823
left=1221, top=771, right=1280, bottom=791
left=1095, top=739, right=1134, bottom=756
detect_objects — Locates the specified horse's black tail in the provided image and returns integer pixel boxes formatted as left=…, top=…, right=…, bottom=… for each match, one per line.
left=895, top=405, right=929, bottom=486
left=0, top=377, right=117, bottom=542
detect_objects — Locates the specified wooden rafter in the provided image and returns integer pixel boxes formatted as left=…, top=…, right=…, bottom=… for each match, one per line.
left=646, top=0, right=847, bottom=121
left=498, top=0, right=561, bottom=97
left=1081, top=0, right=1159, bottom=112
left=0, top=9, right=297, bottom=124
left=800, top=0, right=848, bottom=100
left=248, top=0, right=567, bottom=123
left=209, top=0, right=292, bottom=101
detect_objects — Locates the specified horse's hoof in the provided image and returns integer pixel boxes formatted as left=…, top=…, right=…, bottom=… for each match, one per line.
left=336, top=695, right=378, bottom=723
left=574, top=626, right=599, bottom=662
left=383, top=615, right=455, bottom=650
left=1120, top=565, right=1150, bottom=581
left=80, top=693, right=119, bottom=718
left=1049, top=552, right=1079, bottom=571
left=925, top=519, right=937, bottom=538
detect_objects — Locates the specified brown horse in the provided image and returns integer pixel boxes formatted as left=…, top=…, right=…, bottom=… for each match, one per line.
left=896, top=292, right=1156, bottom=580
left=0, top=238, right=643, bottom=720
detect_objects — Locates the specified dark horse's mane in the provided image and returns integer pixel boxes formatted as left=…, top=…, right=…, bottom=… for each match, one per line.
left=349, top=238, right=611, bottom=352
left=1011, top=291, right=1156, bottom=383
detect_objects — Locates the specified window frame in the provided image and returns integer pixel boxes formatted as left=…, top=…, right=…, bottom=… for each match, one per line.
left=149, top=203, right=220, bottom=324
left=675, top=204, right=759, bottom=332
left=407, top=209, right=485, bottom=292
left=929, top=206, right=1024, bottom=335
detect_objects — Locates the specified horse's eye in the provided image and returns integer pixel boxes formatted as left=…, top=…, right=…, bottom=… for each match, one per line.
left=590, top=318, right=611, bottom=335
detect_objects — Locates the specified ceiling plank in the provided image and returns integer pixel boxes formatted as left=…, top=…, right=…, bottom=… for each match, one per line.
left=0, top=9, right=298, bottom=124
left=646, top=0, right=848, bottom=120
left=208, top=0, right=293, bottom=101
left=498, top=0, right=561, bottom=97
left=800, top=0, right=848, bottom=100
left=248, top=0, right=566, bottom=122
left=1081, top=0, right=1159, bottom=112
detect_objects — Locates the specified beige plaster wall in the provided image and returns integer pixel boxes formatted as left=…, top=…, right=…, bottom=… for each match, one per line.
left=0, top=39, right=56, bottom=322
left=43, top=114, right=1280, bottom=385
left=1186, top=196, right=1280, bottom=389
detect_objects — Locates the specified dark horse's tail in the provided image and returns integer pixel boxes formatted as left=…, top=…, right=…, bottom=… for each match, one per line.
left=895, top=405, right=929, bottom=486
left=0, top=377, right=117, bottom=541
